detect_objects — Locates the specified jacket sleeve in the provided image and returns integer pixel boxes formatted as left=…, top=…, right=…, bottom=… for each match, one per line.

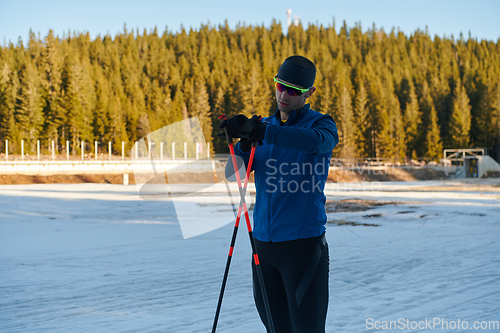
left=224, top=142, right=251, bottom=182
left=264, top=114, right=339, bottom=154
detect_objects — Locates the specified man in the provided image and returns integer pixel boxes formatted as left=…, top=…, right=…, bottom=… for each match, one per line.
left=219, top=55, right=339, bottom=333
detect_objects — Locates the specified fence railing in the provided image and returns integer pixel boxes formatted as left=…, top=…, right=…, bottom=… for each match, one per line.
left=1, top=139, right=211, bottom=162
left=2, top=139, right=465, bottom=168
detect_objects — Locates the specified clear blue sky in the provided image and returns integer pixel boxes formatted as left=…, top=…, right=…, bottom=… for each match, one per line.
left=1, top=0, right=499, bottom=45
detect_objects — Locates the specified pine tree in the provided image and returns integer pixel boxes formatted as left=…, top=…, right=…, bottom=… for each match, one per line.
left=319, top=77, right=333, bottom=116
left=188, top=76, right=212, bottom=144
left=353, top=81, right=370, bottom=157
left=404, top=83, right=421, bottom=158
left=335, top=82, right=355, bottom=159
left=63, top=52, right=94, bottom=147
left=0, top=59, right=21, bottom=145
left=388, top=90, right=406, bottom=161
left=364, top=59, right=385, bottom=158
left=41, top=30, right=65, bottom=146
left=245, top=62, right=270, bottom=116
left=16, top=61, right=45, bottom=152
left=418, top=81, right=434, bottom=157
left=449, top=78, right=471, bottom=148
left=489, top=82, right=500, bottom=161
left=425, top=106, right=443, bottom=160
left=93, top=65, right=111, bottom=144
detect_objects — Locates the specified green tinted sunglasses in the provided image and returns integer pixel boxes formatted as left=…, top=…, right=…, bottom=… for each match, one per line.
left=274, top=76, right=311, bottom=96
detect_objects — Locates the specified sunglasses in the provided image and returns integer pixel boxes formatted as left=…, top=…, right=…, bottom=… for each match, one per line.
left=274, top=76, right=311, bottom=96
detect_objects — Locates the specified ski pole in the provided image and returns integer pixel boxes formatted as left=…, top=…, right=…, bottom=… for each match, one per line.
left=211, top=115, right=248, bottom=332
left=211, top=115, right=249, bottom=332
left=211, top=114, right=275, bottom=333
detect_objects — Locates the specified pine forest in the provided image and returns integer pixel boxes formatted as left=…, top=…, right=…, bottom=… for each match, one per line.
left=1, top=21, right=499, bottom=161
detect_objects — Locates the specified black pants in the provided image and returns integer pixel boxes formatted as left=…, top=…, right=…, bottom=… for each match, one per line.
left=252, top=233, right=329, bottom=333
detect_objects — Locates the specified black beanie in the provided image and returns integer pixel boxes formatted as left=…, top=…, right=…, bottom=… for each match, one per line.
left=277, top=55, right=316, bottom=89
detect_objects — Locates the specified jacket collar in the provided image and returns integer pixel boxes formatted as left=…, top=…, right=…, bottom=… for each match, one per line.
left=273, top=103, right=311, bottom=126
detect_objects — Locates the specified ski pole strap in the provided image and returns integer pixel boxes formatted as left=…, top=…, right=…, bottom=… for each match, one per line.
left=218, top=114, right=232, bottom=144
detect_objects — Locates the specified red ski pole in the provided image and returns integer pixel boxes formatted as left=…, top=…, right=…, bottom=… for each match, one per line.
left=212, top=114, right=275, bottom=333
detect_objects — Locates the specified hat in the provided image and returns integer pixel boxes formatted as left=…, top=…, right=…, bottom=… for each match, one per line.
left=276, top=55, right=316, bottom=89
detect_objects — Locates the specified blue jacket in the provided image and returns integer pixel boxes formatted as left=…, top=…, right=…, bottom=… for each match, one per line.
left=233, top=104, right=339, bottom=242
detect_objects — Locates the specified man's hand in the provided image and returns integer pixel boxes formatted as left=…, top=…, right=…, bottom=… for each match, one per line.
left=218, top=114, right=267, bottom=144
left=218, top=114, right=254, bottom=139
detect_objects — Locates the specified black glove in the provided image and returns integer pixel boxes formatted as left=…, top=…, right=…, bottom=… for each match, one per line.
left=248, top=115, right=267, bottom=145
left=218, top=114, right=267, bottom=144
left=218, top=114, right=253, bottom=139
left=238, top=138, right=252, bottom=152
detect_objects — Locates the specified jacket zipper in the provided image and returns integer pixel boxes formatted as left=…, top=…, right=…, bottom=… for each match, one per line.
left=267, top=117, right=279, bottom=242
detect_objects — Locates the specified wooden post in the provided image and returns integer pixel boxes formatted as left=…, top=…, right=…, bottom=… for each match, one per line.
left=81, top=141, right=85, bottom=161
left=5, top=140, right=8, bottom=161
left=212, top=159, right=218, bottom=183
left=37, top=140, right=40, bottom=161
left=123, top=173, right=129, bottom=185
left=95, top=141, right=98, bottom=160
left=66, top=140, right=70, bottom=161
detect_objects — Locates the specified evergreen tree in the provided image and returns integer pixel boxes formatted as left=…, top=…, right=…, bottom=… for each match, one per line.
left=449, top=78, right=471, bottom=148
left=0, top=60, right=21, bottom=145
left=489, top=82, right=500, bottom=160
left=404, top=83, right=421, bottom=158
left=41, top=30, right=65, bottom=147
left=188, top=76, right=212, bottom=144
left=16, top=61, right=45, bottom=152
left=318, top=77, right=333, bottom=117
left=388, top=89, right=406, bottom=161
left=353, top=81, right=370, bottom=157
left=425, top=106, right=443, bottom=160
left=63, top=52, right=95, bottom=148
left=418, top=81, right=433, bottom=157
left=335, top=82, right=355, bottom=159
left=93, top=65, right=111, bottom=144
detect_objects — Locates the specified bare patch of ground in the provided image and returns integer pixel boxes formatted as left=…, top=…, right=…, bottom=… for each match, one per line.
left=327, top=219, right=380, bottom=227
left=0, top=172, right=227, bottom=185
left=406, top=184, right=500, bottom=192
left=325, top=199, right=425, bottom=227
left=325, top=199, right=413, bottom=213
left=0, top=173, right=131, bottom=185
left=327, top=167, right=449, bottom=183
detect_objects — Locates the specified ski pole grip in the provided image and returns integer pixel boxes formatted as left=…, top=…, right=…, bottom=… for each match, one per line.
left=218, top=114, right=232, bottom=144
left=251, top=115, right=262, bottom=148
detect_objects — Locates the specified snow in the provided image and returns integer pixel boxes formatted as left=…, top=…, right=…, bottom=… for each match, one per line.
left=1, top=180, right=499, bottom=332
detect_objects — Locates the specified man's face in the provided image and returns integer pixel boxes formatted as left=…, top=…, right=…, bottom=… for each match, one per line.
left=275, top=79, right=315, bottom=113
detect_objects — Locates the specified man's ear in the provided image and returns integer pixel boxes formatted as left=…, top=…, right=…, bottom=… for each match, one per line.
left=305, top=87, right=316, bottom=98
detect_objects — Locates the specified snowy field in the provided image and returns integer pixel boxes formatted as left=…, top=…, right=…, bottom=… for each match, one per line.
left=1, top=179, right=500, bottom=332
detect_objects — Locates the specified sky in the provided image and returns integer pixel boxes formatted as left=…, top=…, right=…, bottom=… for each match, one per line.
left=0, top=0, right=499, bottom=45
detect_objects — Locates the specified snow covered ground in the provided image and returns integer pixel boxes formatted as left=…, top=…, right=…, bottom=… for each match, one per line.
left=1, top=180, right=499, bottom=332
